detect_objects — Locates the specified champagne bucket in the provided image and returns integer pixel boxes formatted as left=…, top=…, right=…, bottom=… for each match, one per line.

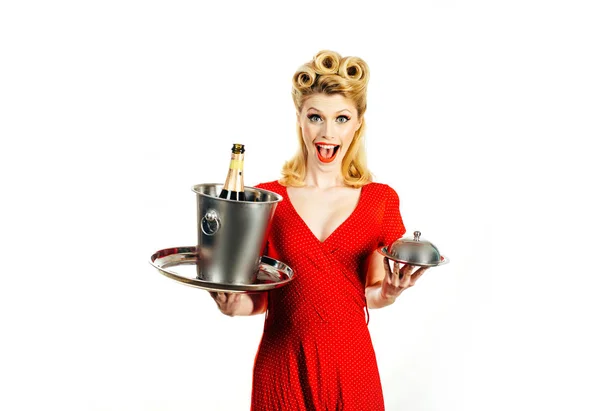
left=192, top=183, right=283, bottom=284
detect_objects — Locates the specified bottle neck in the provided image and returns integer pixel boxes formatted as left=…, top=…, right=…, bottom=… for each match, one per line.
left=228, top=153, right=244, bottom=171
left=222, top=152, right=244, bottom=192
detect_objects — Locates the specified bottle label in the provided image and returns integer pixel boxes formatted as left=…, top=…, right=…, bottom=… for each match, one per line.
left=229, top=159, right=244, bottom=170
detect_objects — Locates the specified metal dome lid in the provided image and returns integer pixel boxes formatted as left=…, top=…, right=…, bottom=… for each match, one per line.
left=378, top=231, right=449, bottom=267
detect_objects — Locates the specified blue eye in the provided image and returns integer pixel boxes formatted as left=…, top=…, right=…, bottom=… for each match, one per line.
left=308, top=114, right=322, bottom=122
left=336, top=115, right=350, bottom=123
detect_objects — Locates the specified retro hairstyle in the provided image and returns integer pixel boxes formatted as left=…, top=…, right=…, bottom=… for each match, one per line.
left=280, top=50, right=373, bottom=188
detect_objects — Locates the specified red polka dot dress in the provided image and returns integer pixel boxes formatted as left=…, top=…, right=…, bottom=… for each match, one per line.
left=251, top=181, right=406, bottom=411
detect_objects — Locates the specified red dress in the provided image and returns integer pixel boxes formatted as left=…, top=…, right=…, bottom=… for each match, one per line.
left=251, top=181, right=406, bottom=411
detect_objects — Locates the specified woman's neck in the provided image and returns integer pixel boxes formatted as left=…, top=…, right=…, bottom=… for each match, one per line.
left=303, top=166, right=345, bottom=189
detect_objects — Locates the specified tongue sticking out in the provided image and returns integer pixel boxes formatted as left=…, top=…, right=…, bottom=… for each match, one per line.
left=320, top=146, right=335, bottom=158
left=316, top=145, right=339, bottom=163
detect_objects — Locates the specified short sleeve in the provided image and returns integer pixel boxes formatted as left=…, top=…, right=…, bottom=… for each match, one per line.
left=379, top=185, right=407, bottom=247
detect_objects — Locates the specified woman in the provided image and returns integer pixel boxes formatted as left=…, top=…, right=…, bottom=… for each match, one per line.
left=211, top=50, right=428, bottom=410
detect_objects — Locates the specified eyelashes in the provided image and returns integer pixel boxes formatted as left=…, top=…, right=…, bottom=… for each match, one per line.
left=307, top=114, right=351, bottom=123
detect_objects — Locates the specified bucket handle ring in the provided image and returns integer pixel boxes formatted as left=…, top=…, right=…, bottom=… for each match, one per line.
left=201, top=209, right=221, bottom=236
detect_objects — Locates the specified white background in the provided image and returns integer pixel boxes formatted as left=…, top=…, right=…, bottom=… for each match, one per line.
left=1, top=1, right=599, bottom=410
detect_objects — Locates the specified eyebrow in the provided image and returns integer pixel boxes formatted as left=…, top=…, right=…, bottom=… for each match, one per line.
left=306, top=107, right=352, bottom=114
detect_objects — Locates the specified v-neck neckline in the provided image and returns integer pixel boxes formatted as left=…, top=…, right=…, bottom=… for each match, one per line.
left=279, top=182, right=368, bottom=245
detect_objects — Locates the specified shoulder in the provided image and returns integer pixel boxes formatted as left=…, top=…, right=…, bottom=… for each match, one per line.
left=364, top=183, right=401, bottom=211
left=364, top=182, right=399, bottom=198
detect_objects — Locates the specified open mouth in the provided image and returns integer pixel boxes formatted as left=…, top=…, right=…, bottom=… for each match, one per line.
left=315, top=143, right=340, bottom=163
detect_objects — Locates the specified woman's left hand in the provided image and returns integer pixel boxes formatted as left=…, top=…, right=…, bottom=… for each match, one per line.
left=381, top=257, right=428, bottom=300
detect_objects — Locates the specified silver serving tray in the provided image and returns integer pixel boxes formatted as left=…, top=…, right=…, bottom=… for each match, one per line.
left=378, top=246, right=449, bottom=267
left=150, top=246, right=294, bottom=292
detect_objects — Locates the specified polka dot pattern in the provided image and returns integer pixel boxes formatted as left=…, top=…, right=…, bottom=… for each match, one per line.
left=251, top=181, right=406, bottom=410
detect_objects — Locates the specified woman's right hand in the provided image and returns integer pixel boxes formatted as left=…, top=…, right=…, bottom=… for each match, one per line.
left=209, top=291, right=267, bottom=317
left=209, top=292, right=243, bottom=316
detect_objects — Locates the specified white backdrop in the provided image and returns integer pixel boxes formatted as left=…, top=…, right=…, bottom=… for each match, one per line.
left=1, top=1, right=599, bottom=410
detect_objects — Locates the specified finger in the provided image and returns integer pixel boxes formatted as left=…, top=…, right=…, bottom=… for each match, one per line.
left=411, top=267, right=428, bottom=284
left=393, top=261, right=401, bottom=276
left=398, top=264, right=418, bottom=286
left=210, top=291, right=225, bottom=308
left=227, top=293, right=240, bottom=303
left=216, top=292, right=227, bottom=303
left=383, top=257, right=393, bottom=277
left=399, top=263, right=416, bottom=277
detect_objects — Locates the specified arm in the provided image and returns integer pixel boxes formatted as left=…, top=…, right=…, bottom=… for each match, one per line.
left=209, top=292, right=268, bottom=317
left=365, top=250, right=427, bottom=309
left=365, top=185, right=426, bottom=308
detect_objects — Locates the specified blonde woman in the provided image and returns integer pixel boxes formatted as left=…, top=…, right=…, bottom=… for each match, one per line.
left=211, top=50, right=428, bottom=410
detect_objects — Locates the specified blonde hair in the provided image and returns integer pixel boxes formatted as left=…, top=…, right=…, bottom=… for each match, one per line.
left=280, top=50, right=373, bottom=188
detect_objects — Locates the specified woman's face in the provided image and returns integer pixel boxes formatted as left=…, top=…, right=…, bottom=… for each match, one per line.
left=297, top=94, right=362, bottom=167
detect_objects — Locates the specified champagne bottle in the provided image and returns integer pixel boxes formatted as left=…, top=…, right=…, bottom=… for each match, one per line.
left=219, top=143, right=246, bottom=201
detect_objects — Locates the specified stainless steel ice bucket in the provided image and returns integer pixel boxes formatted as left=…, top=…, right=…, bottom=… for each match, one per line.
left=192, top=183, right=283, bottom=284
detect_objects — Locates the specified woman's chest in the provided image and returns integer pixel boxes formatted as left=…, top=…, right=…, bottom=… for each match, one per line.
left=286, top=187, right=362, bottom=243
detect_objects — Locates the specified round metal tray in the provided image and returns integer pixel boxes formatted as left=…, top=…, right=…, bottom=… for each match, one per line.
left=150, top=246, right=294, bottom=292
left=378, top=246, right=449, bottom=267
